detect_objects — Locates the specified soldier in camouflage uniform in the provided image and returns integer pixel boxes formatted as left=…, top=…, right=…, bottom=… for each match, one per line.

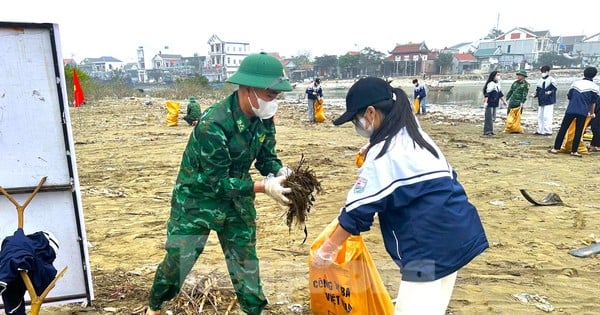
left=145, top=52, right=294, bottom=315
left=182, top=96, right=202, bottom=126
left=505, top=70, right=530, bottom=114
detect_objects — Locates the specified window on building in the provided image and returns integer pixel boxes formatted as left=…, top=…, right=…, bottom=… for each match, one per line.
left=507, top=45, right=511, bottom=53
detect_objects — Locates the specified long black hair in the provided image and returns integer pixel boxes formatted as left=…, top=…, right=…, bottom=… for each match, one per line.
left=482, top=71, right=498, bottom=94
left=365, top=87, right=439, bottom=160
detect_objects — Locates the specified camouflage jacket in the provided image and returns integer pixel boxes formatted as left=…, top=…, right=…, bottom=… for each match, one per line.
left=506, top=80, right=530, bottom=108
left=183, top=100, right=202, bottom=125
left=170, top=92, right=283, bottom=231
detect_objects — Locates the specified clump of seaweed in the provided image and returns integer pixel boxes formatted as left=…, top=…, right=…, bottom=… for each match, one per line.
left=283, top=154, right=323, bottom=243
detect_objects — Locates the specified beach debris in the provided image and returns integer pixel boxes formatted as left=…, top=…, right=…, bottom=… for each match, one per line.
left=512, top=293, right=555, bottom=312
left=170, top=272, right=236, bottom=314
left=520, top=189, right=564, bottom=206
left=488, top=200, right=505, bottom=207
left=568, top=242, right=600, bottom=258
left=283, top=154, right=323, bottom=243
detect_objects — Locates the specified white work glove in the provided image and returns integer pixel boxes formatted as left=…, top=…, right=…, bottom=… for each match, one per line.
left=545, top=91, right=552, bottom=95
left=263, top=174, right=291, bottom=206
left=312, top=238, right=342, bottom=268
left=276, top=166, right=293, bottom=178
left=483, top=102, right=488, bottom=108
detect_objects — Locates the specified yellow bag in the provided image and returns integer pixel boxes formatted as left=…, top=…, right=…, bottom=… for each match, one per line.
left=413, top=98, right=420, bottom=114
left=559, top=116, right=592, bottom=154
left=309, top=219, right=395, bottom=315
left=505, top=107, right=524, bottom=133
left=314, top=98, right=326, bottom=123
left=166, top=101, right=180, bottom=126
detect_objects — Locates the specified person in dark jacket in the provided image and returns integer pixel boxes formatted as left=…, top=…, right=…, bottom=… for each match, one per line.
left=413, top=78, right=427, bottom=114
left=313, top=77, right=488, bottom=314
left=482, top=71, right=508, bottom=136
left=305, top=78, right=323, bottom=123
left=548, top=67, right=599, bottom=157
left=532, top=65, right=558, bottom=135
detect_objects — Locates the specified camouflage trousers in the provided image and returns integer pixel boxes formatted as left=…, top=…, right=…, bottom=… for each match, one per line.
left=148, top=208, right=267, bottom=314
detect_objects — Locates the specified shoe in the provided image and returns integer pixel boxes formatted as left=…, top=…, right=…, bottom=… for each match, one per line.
left=534, top=132, right=543, bottom=136
left=547, top=148, right=558, bottom=154
left=589, top=146, right=600, bottom=153
left=571, top=152, right=583, bottom=158
left=543, top=133, right=553, bottom=136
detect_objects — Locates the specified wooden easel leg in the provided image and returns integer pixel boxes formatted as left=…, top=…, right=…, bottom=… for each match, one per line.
left=2, top=177, right=67, bottom=314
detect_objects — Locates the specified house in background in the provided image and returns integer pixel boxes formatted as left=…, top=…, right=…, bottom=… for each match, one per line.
left=151, top=53, right=184, bottom=70
left=207, top=34, right=250, bottom=82
left=478, top=27, right=555, bottom=70
left=452, top=53, right=477, bottom=74
left=445, top=42, right=477, bottom=54
left=387, top=42, right=432, bottom=76
left=574, top=33, right=600, bottom=64
left=473, top=47, right=503, bottom=72
left=80, top=56, right=123, bottom=79
left=556, top=35, right=585, bottom=55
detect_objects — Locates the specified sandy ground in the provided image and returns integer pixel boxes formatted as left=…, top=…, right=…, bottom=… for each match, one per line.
left=43, top=95, right=600, bottom=315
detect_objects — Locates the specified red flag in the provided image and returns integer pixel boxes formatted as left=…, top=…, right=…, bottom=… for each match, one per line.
left=73, top=69, right=85, bottom=107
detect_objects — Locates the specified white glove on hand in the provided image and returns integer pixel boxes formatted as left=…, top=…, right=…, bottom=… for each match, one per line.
left=312, top=238, right=342, bottom=268
left=263, top=174, right=291, bottom=206
left=276, top=166, right=293, bottom=178
left=545, top=91, right=552, bottom=95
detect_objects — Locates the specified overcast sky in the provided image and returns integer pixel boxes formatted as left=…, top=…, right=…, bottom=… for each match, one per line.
left=3, top=0, right=598, bottom=63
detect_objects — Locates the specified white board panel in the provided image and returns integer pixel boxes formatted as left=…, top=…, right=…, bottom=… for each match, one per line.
left=0, top=22, right=93, bottom=309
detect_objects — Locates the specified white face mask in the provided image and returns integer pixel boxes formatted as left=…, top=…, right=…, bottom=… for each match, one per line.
left=249, top=89, right=278, bottom=119
left=541, top=72, right=549, bottom=78
left=354, top=117, right=374, bottom=138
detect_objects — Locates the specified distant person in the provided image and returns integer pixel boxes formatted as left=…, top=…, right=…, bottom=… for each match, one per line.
left=548, top=67, right=599, bottom=157
left=143, top=52, right=294, bottom=315
left=505, top=70, right=530, bottom=114
left=182, top=96, right=202, bottom=126
left=532, top=65, right=558, bottom=135
left=482, top=71, right=508, bottom=136
left=305, top=78, right=323, bottom=123
left=317, top=77, right=488, bottom=314
left=413, top=78, right=427, bottom=114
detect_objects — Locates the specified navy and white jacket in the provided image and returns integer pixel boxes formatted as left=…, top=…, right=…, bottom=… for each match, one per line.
left=413, top=84, right=427, bottom=101
left=0, top=229, right=57, bottom=315
left=305, top=84, right=323, bottom=100
left=566, top=78, right=599, bottom=116
left=337, top=128, right=488, bottom=282
left=534, top=76, right=558, bottom=106
left=484, top=81, right=504, bottom=107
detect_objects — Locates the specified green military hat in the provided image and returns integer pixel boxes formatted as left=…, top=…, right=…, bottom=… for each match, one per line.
left=516, top=70, right=528, bottom=77
left=226, top=52, right=293, bottom=92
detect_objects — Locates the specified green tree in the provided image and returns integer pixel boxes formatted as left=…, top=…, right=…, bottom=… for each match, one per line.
left=484, top=27, right=503, bottom=40
left=338, top=53, right=360, bottom=79
left=434, top=52, right=454, bottom=74
left=314, top=55, right=338, bottom=78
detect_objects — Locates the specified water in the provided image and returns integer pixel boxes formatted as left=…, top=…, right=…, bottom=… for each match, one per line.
left=286, top=82, right=574, bottom=110
left=285, top=80, right=582, bottom=124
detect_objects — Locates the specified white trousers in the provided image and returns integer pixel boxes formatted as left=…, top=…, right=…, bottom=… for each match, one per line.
left=394, top=271, right=457, bottom=315
left=537, top=104, right=554, bottom=135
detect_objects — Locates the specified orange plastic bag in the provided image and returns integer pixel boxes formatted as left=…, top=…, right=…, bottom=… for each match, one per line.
left=309, top=219, right=395, bottom=315
left=413, top=98, right=420, bottom=114
left=559, top=116, right=592, bottom=154
left=505, top=107, right=524, bottom=133
left=166, top=101, right=180, bottom=126
left=314, top=98, right=326, bottom=122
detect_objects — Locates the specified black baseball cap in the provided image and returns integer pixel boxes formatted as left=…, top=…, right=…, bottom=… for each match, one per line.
left=333, top=77, right=393, bottom=126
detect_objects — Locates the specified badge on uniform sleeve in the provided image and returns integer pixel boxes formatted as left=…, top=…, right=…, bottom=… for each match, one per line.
left=354, top=177, right=368, bottom=193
